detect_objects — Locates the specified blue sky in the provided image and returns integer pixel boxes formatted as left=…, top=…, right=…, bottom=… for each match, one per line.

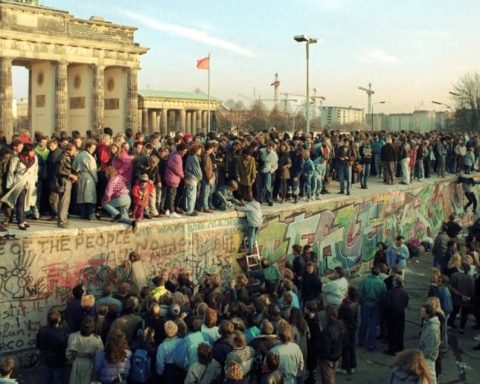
left=14, top=0, right=480, bottom=113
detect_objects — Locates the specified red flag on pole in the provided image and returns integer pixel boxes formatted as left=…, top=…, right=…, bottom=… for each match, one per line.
left=196, top=56, right=210, bottom=70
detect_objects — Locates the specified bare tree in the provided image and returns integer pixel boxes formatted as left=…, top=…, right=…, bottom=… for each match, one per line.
left=452, top=72, right=480, bottom=130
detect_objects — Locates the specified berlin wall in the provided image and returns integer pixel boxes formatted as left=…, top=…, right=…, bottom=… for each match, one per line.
left=0, top=180, right=470, bottom=364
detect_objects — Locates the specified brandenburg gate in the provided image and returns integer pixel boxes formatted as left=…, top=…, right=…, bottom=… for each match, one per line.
left=0, top=0, right=148, bottom=138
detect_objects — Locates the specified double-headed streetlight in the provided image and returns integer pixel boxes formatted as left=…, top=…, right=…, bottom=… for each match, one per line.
left=294, top=35, right=318, bottom=134
left=431, top=100, right=452, bottom=109
left=371, top=101, right=386, bottom=131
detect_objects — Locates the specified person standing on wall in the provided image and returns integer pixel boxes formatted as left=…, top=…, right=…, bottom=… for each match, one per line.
left=336, top=138, right=353, bottom=195
left=381, top=136, right=397, bottom=185
left=235, top=195, right=263, bottom=255
left=259, top=141, right=278, bottom=206
left=55, top=143, right=78, bottom=228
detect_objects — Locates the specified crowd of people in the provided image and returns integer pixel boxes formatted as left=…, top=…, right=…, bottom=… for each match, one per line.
left=0, top=127, right=478, bottom=233
left=0, top=211, right=478, bottom=384
left=1, top=127, right=480, bottom=384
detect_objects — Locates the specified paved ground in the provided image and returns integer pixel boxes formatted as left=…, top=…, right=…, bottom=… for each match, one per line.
left=336, top=253, right=480, bottom=384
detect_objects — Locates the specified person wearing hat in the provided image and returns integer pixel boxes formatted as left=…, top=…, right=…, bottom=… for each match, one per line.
left=213, top=180, right=241, bottom=210
left=131, top=174, right=154, bottom=220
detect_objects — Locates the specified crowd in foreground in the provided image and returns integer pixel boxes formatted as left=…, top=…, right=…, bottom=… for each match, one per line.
left=0, top=126, right=478, bottom=233
left=1, top=211, right=480, bottom=384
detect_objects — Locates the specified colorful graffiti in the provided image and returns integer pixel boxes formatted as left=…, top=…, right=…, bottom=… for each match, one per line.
left=0, top=180, right=470, bottom=361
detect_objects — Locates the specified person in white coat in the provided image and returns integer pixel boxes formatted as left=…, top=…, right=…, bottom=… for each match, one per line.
left=72, top=141, right=98, bottom=220
left=323, top=267, right=349, bottom=310
left=1, top=143, right=38, bottom=230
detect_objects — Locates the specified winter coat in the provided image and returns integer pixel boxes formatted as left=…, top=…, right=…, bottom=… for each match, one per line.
left=419, top=316, right=440, bottom=361
left=301, top=271, right=322, bottom=302
left=1, top=155, right=38, bottom=209
left=93, top=350, right=131, bottom=384
left=185, top=360, right=221, bottom=384
left=212, top=337, right=233, bottom=368
left=55, top=152, right=75, bottom=193
left=277, top=151, right=291, bottom=179
left=184, top=154, right=202, bottom=186
left=201, top=152, right=214, bottom=181
left=132, top=182, right=154, bottom=207
left=236, top=201, right=263, bottom=227
left=432, top=231, right=449, bottom=264
left=450, top=270, right=475, bottom=307
left=225, top=346, right=256, bottom=378
left=383, top=286, right=409, bottom=315
left=236, top=156, right=256, bottom=186
left=164, top=151, right=184, bottom=188
left=358, top=275, right=386, bottom=305
left=72, top=150, right=98, bottom=204
left=47, top=147, right=62, bottom=190
left=111, top=151, right=133, bottom=184
left=66, top=332, right=104, bottom=384
left=381, top=143, right=397, bottom=162
left=386, top=244, right=410, bottom=269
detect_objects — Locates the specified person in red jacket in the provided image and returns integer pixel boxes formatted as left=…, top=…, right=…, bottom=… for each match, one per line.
left=131, top=174, right=154, bottom=220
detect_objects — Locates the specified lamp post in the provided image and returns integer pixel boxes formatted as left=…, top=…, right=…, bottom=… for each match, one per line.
left=431, top=101, right=452, bottom=109
left=294, top=35, right=318, bottom=134
left=371, top=101, right=386, bottom=131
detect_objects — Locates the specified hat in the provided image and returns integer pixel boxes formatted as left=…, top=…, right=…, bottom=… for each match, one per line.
left=139, top=174, right=149, bottom=182
left=184, top=134, right=193, bottom=143
left=169, top=303, right=181, bottom=317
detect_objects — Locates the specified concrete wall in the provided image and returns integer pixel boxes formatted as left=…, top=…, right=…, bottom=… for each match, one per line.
left=0, top=180, right=470, bottom=365
left=31, top=61, right=55, bottom=135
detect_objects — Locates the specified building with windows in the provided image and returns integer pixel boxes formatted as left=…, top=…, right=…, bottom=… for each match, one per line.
left=319, top=106, right=365, bottom=127
left=367, top=110, right=454, bottom=131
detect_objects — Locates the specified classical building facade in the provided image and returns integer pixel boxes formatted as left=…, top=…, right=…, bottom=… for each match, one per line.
left=0, top=0, right=148, bottom=138
left=138, top=90, right=220, bottom=135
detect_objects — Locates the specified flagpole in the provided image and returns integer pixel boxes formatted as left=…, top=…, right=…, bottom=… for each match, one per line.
left=207, top=53, right=211, bottom=133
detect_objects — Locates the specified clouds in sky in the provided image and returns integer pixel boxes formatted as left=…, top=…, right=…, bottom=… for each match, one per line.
left=361, top=49, right=398, bottom=64
left=121, top=10, right=255, bottom=57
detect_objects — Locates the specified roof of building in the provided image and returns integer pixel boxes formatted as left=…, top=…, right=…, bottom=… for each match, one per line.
left=138, top=90, right=219, bottom=102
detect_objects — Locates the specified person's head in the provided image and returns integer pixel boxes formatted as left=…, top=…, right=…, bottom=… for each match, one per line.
left=105, top=329, right=128, bottom=364
left=225, top=361, right=244, bottom=381
left=176, top=142, right=188, bottom=155
left=278, top=324, right=292, bottom=343
left=325, top=305, right=338, bottom=321
left=47, top=310, right=62, bottom=327
left=232, top=330, right=247, bottom=348
left=12, top=139, right=24, bottom=154
left=426, top=297, right=443, bottom=315
left=461, top=261, right=471, bottom=274
left=0, top=357, right=14, bottom=379
left=430, top=268, right=441, bottom=284
left=47, top=138, right=58, bottom=151
left=197, top=343, right=213, bottom=365
left=393, top=275, right=404, bottom=288
left=371, top=266, right=380, bottom=276
left=123, top=297, right=138, bottom=314
left=377, top=241, right=386, bottom=251
left=420, top=303, right=435, bottom=320
left=65, top=143, right=77, bottom=157
left=395, top=235, right=405, bottom=246
left=72, top=284, right=85, bottom=300
left=219, top=320, right=235, bottom=337
left=292, top=244, right=302, bottom=256
left=305, top=261, right=315, bottom=274
left=80, top=315, right=95, bottom=337
left=265, top=351, right=280, bottom=372
left=205, top=308, right=218, bottom=328
left=347, top=286, right=358, bottom=302
left=391, top=349, right=432, bottom=384
left=164, top=320, right=178, bottom=338
left=334, top=266, right=345, bottom=278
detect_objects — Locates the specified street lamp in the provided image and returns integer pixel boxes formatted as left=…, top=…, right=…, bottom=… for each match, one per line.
left=371, top=101, right=385, bottom=131
left=431, top=101, right=452, bottom=109
left=294, top=34, right=318, bottom=135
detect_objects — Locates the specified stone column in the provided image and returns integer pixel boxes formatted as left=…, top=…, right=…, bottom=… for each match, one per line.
left=190, top=111, right=196, bottom=134
left=93, top=65, right=105, bottom=135
left=27, top=65, right=32, bottom=132
left=185, top=111, right=191, bottom=133
left=179, top=109, right=186, bottom=133
left=196, top=111, right=202, bottom=134
left=142, top=109, right=148, bottom=133
left=149, top=110, right=157, bottom=133
left=55, top=61, right=68, bottom=133
left=156, top=114, right=161, bottom=133
left=161, top=108, right=168, bottom=135
left=126, top=67, right=138, bottom=133
left=202, top=111, right=208, bottom=133
left=0, top=58, right=13, bottom=138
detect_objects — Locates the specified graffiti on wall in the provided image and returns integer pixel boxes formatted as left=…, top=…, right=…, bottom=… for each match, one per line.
left=0, top=181, right=469, bottom=361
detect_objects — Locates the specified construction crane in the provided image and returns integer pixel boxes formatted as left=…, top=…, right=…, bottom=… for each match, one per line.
left=271, top=73, right=281, bottom=109
left=280, top=92, right=304, bottom=113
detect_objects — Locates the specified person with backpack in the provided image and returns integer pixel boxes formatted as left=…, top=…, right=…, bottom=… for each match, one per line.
left=129, top=327, right=156, bottom=384
left=185, top=343, right=221, bottom=384
left=318, top=305, right=348, bottom=384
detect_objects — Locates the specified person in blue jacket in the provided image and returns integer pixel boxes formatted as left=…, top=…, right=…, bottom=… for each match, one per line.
left=386, top=236, right=410, bottom=272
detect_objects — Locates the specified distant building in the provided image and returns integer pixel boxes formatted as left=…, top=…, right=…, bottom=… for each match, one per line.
left=367, top=110, right=454, bottom=132
left=319, top=106, right=365, bottom=127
